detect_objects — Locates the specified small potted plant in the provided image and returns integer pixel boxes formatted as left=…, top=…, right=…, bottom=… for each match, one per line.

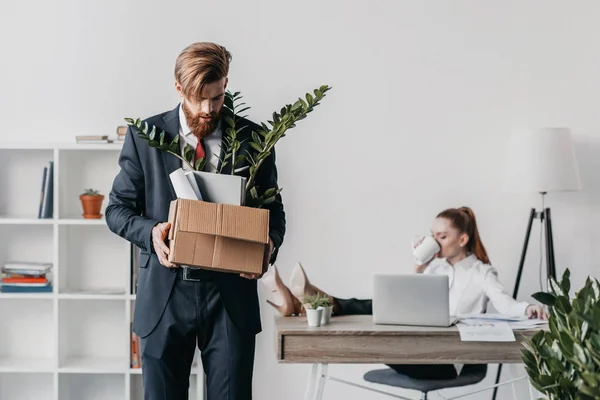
left=317, top=297, right=334, bottom=325
left=80, top=188, right=104, bottom=219
left=303, top=292, right=331, bottom=327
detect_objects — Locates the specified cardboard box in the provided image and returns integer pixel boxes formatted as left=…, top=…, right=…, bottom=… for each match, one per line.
left=167, top=199, right=270, bottom=274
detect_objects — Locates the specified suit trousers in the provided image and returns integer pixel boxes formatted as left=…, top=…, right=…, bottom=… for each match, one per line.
left=139, top=273, right=256, bottom=400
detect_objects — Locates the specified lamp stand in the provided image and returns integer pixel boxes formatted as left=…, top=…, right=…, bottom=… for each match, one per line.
left=491, top=192, right=556, bottom=400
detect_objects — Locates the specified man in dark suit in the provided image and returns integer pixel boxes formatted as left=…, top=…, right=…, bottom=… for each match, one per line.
left=105, top=42, right=286, bottom=400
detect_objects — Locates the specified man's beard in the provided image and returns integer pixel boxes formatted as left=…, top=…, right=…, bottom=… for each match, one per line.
left=182, top=101, right=221, bottom=140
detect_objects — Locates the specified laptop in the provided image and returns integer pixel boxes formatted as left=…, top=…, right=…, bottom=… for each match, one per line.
left=372, top=274, right=458, bottom=327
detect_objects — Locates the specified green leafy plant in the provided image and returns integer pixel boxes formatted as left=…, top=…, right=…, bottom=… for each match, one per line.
left=303, top=292, right=332, bottom=310
left=82, top=188, right=101, bottom=196
left=124, top=84, right=331, bottom=208
left=522, top=269, right=600, bottom=399
left=123, top=118, right=208, bottom=173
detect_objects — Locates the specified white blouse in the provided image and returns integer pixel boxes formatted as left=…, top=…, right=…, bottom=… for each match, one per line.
left=423, top=254, right=529, bottom=317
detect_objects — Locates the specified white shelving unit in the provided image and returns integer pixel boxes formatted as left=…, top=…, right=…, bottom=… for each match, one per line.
left=0, top=143, right=204, bottom=400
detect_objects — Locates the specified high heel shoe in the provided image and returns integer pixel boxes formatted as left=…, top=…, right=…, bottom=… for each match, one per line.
left=261, top=264, right=301, bottom=317
left=289, top=262, right=329, bottom=305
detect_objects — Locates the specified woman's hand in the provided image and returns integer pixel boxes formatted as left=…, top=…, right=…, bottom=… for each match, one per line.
left=526, top=304, right=548, bottom=320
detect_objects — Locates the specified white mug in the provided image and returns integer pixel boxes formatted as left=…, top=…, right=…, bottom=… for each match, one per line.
left=412, top=236, right=440, bottom=266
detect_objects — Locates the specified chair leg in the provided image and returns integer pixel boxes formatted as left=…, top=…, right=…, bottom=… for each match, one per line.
left=420, top=393, right=428, bottom=400
left=508, top=364, right=519, bottom=400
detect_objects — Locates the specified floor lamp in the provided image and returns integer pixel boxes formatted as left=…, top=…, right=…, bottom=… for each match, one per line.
left=492, top=127, right=582, bottom=400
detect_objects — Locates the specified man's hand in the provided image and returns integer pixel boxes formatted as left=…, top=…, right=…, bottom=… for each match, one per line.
left=240, top=239, right=274, bottom=280
left=152, top=222, right=176, bottom=268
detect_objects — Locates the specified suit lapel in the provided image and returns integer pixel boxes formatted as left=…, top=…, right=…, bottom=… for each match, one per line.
left=161, top=105, right=181, bottom=200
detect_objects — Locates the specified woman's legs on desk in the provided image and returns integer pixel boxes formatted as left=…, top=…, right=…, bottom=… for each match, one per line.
left=262, top=263, right=458, bottom=380
left=260, top=261, right=374, bottom=316
left=332, top=297, right=372, bottom=315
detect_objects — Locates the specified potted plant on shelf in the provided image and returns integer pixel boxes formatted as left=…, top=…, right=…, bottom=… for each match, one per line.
left=80, top=188, right=104, bottom=219
left=522, top=269, right=600, bottom=399
left=303, top=292, right=332, bottom=327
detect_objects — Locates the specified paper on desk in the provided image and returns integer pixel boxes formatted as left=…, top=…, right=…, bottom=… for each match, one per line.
left=457, top=322, right=516, bottom=342
left=458, top=313, right=526, bottom=322
left=508, top=319, right=548, bottom=330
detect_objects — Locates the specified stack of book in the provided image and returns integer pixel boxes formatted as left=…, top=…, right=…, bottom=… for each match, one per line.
left=75, top=135, right=112, bottom=144
left=116, top=126, right=127, bottom=142
left=1, top=261, right=53, bottom=293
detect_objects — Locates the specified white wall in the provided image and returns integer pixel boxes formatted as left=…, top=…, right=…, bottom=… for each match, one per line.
left=2, top=0, right=600, bottom=398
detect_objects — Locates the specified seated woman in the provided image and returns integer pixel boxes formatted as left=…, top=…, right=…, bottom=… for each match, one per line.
left=261, top=206, right=547, bottom=380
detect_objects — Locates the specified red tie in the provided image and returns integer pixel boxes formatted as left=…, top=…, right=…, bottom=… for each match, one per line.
left=195, top=139, right=205, bottom=162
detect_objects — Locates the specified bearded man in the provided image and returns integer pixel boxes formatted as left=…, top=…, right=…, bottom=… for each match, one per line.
left=105, top=41, right=286, bottom=400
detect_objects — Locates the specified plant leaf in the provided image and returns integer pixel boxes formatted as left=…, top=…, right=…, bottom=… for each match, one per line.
left=555, top=296, right=573, bottom=314
left=533, top=292, right=557, bottom=307
left=250, top=142, right=263, bottom=152
left=250, top=186, right=258, bottom=199
left=225, top=116, right=235, bottom=129
left=574, top=343, right=588, bottom=364
left=560, top=269, right=571, bottom=295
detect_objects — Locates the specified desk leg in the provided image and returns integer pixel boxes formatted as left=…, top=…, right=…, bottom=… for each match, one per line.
left=305, top=364, right=319, bottom=400
left=507, top=364, right=519, bottom=400
left=313, top=364, right=328, bottom=400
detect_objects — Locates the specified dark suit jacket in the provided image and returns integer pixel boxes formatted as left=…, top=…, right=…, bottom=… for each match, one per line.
left=105, top=104, right=286, bottom=338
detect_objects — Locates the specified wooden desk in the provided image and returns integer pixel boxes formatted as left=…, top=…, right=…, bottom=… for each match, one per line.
left=275, top=315, right=544, bottom=400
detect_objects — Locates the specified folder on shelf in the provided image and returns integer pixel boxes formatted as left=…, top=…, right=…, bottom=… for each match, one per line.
left=38, top=161, right=53, bottom=219
left=37, top=166, right=47, bottom=218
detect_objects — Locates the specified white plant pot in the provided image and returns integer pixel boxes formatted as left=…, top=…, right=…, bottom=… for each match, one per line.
left=318, top=305, right=333, bottom=325
left=306, top=309, right=323, bottom=327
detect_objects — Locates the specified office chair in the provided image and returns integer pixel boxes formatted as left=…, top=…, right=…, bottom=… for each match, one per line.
left=362, top=364, right=487, bottom=400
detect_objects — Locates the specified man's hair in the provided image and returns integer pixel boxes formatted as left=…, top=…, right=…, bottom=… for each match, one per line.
left=174, top=42, right=231, bottom=100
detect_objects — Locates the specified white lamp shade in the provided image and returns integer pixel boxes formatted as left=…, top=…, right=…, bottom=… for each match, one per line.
left=503, top=127, right=582, bottom=193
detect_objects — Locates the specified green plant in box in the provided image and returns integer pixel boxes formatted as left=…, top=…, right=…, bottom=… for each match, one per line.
left=124, top=85, right=331, bottom=208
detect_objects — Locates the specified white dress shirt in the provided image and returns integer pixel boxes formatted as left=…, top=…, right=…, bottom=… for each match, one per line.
left=424, top=254, right=529, bottom=375
left=423, top=254, right=529, bottom=317
left=178, top=104, right=222, bottom=172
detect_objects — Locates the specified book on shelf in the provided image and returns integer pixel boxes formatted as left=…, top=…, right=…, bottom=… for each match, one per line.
left=130, top=243, right=141, bottom=295
left=1, top=285, right=53, bottom=293
left=2, top=277, right=48, bottom=284
left=130, top=323, right=141, bottom=368
left=3, top=261, right=53, bottom=272
left=75, top=135, right=113, bottom=144
left=38, top=161, right=53, bottom=218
